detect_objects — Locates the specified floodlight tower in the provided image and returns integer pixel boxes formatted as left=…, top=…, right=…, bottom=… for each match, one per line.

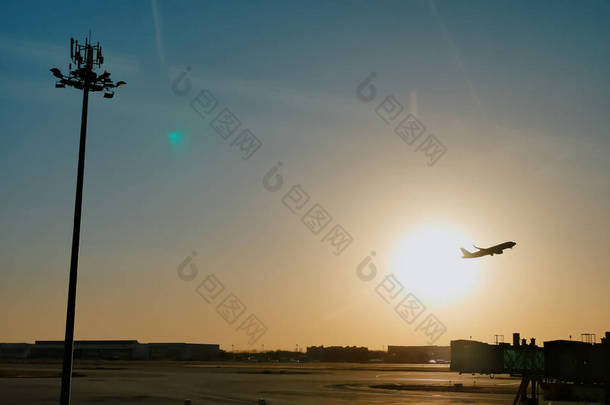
left=50, top=35, right=126, bottom=405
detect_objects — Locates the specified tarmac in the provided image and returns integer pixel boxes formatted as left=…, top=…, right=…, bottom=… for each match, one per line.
left=0, top=361, right=536, bottom=404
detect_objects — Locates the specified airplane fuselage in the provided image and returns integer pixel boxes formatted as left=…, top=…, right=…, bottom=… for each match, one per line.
left=461, top=241, right=516, bottom=258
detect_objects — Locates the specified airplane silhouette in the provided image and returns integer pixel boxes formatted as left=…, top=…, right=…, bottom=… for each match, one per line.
left=460, top=241, right=516, bottom=258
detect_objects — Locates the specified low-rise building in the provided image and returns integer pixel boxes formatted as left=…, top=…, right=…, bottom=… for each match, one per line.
left=1, top=340, right=222, bottom=361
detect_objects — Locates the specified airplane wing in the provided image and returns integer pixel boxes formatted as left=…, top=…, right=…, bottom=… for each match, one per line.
left=473, top=245, right=485, bottom=251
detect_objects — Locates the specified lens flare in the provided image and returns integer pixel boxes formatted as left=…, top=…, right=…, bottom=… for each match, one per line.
left=168, top=131, right=182, bottom=147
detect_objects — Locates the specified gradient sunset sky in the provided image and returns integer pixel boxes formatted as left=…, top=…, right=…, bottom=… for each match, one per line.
left=1, top=0, right=609, bottom=350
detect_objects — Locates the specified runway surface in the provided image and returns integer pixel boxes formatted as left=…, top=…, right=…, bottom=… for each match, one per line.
left=0, top=361, right=523, bottom=404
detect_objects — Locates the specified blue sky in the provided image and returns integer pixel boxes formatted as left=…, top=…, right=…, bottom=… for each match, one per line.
left=1, top=1, right=609, bottom=348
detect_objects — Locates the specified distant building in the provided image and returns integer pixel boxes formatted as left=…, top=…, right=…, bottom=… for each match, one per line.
left=0, top=343, right=31, bottom=359
left=148, top=343, right=221, bottom=361
left=32, top=340, right=145, bottom=360
left=306, top=345, right=370, bottom=362
left=387, top=345, right=451, bottom=363
left=1, top=340, right=222, bottom=361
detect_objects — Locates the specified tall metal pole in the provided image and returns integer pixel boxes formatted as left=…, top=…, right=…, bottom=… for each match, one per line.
left=59, top=79, right=89, bottom=405
left=51, top=35, right=124, bottom=405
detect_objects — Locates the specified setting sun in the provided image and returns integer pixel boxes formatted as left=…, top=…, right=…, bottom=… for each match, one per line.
left=392, top=224, right=481, bottom=301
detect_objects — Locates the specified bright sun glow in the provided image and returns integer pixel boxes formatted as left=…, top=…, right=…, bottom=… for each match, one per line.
left=392, top=224, right=481, bottom=302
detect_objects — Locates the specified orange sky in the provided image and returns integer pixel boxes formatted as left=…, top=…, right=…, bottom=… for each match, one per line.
left=1, top=1, right=609, bottom=350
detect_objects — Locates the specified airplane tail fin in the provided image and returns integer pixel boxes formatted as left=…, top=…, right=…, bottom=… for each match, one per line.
left=460, top=248, right=472, bottom=258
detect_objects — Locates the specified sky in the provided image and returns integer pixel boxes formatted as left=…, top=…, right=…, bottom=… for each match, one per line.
left=1, top=0, right=609, bottom=350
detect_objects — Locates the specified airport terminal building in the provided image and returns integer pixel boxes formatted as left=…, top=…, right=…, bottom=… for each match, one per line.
left=0, top=340, right=222, bottom=361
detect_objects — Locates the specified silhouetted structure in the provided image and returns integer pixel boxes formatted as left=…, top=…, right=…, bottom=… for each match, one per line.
left=0, top=341, right=221, bottom=361
left=306, top=345, right=370, bottom=362
left=50, top=34, right=126, bottom=405
left=460, top=241, right=516, bottom=258
left=1, top=342, right=456, bottom=364
left=0, top=343, right=31, bottom=359
left=147, top=343, right=221, bottom=361
left=451, top=331, right=610, bottom=403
